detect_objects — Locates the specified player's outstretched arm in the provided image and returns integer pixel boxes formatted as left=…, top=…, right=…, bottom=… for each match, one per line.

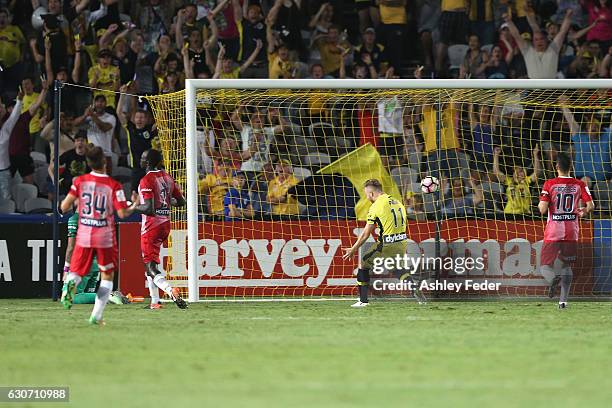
left=342, top=223, right=375, bottom=260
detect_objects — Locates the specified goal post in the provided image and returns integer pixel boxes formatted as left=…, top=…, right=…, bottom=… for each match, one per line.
left=147, top=79, right=612, bottom=303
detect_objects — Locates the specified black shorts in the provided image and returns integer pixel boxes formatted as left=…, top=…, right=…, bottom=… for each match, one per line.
left=378, top=134, right=404, bottom=158
left=10, top=154, right=35, bottom=178
left=355, top=0, right=376, bottom=11
left=439, top=11, right=469, bottom=45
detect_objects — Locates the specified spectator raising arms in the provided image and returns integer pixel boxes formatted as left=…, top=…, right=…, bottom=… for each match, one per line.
left=493, top=145, right=541, bottom=215
left=0, top=94, right=24, bottom=199
left=503, top=9, right=573, bottom=79
left=88, top=49, right=120, bottom=108
left=560, top=96, right=612, bottom=187
left=73, top=95, right=117, bottom=174
left=117, top=83, right=157, bottom=192
left=236, top=0, right=268, bottom=78
left=9, top=81, right=48, bottom=185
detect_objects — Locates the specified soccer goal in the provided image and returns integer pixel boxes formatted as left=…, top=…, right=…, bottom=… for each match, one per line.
left=145, top=79, right=612, bottom=303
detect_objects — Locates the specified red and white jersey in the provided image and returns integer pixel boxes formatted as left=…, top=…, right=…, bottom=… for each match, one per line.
left=68, top=172, right=128, bottom=248
left=138, top=169, right=183, bottom=234
left=539, top=176, right=593, bottom=241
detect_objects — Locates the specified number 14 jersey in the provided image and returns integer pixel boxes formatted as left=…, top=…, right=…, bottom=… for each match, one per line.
left=539, top=176, right=593, bottom=242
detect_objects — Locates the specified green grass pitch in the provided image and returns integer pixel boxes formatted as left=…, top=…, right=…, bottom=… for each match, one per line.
left=1, top=299, right=611, bottom=408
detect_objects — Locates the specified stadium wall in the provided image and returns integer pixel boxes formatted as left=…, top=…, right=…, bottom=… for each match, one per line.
left=0, top=220, right=68, bottom=298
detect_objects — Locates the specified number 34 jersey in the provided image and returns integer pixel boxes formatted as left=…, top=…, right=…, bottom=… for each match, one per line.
left=68, top=172, right=128, bottom=248
left=539, top=176, right=593, bottom=242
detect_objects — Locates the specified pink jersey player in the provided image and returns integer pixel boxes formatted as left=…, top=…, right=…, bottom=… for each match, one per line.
left=538, top=152, right=595, bottom=309
left=60, top=146, right=133, bottom=324
left=130, top=149, right=187, bottom=309
left=68, top=172, right=128, bottom=274
left=540, top=176, right=593, bottom=243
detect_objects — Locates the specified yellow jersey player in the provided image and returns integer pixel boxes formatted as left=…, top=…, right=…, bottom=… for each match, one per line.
left=343, top=179, right=426, bottom=307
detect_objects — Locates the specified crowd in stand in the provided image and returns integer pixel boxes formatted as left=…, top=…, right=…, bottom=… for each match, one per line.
left=0, top=0, right=611, bottom=218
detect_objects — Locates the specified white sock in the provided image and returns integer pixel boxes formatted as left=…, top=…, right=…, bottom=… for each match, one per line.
left=66, top=272, right=82, bottom=286
left=147, top=276, right=160, bottom=304
left=91, top=280, right=113, bottom=321
left=153, top=274, right=173, bottom=297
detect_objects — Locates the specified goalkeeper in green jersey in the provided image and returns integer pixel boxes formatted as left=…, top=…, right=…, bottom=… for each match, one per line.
left=63, top=214, right=128, bottom=305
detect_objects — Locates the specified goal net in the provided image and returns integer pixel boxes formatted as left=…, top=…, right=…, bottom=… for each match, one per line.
left=146, top=79, right=612, bottom=302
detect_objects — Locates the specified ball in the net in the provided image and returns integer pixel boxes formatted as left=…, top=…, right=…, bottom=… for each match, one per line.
left=420, top=176, right=439, bottom=193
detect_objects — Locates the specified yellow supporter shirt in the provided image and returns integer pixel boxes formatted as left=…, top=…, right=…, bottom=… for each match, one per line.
left=0, top=25, right=25, bottom=68
left=88, top=64, right=119, bottom=107
left=268, top=52, right=294, bottom=79
left=420, top=105, right=460, bottom=152
left=442, top=0, right=468, bottom=11
left=366, top=193, right=407, bottom=240
left=268, top=174, right=300, bottom=215
left=503, top=176, right=533, bottom=214
left=318, top=40, right=349, bottom=74
left=21, top=92, right=46, bottom=134
left=220, top=67, right=241, bottom=79
left=379, top=0, right=407, bottom=25
left=199, top=173, right=233, bottom=215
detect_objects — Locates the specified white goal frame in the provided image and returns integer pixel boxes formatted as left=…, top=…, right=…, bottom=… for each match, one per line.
left=184, top=78, right=612, bottom=302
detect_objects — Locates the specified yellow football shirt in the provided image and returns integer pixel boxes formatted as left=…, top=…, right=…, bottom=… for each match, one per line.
left=0, top=25, right=25, bottom=68
left=268, top=52, right=294, bottom=79
left=88, top=64, right=119, bottom=107
left=366, top=193, right=407, bottom=241
left=199, top=174, right=232, bottom=215
left=420, top=105, right=460, bottom=153
left=21, top=92, right=46, bottom=134
left=503, top=176, right=533, bottom=214
left=220, top=67, right=241, bottom=79
left=268, top=175, right=300, bottom=215
left=379, top=1, right=407, bottom=24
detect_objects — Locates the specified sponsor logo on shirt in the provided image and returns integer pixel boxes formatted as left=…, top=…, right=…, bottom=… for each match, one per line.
left=383, top=232, right=407, bottom=243
left=155, top=208, right=171, bottom=216
left=80, top=218, right=109, bottom=227
left=551, top=213, right=577, bottom=221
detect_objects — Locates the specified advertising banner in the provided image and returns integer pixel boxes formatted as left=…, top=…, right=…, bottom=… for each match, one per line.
left=0, top=223, right=67, bottom=298
left=118, top=220, right=595, bottom=298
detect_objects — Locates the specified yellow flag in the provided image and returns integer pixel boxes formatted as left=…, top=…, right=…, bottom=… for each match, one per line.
left=317, top=143, right=401, bottom=220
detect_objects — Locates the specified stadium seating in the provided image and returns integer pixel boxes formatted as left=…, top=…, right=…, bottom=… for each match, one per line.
left=112, top=166, right=132, bottom=183
left=11, top=184, right=38, bottom=213
left=302, top=152, right=332, bottom=167
left=0, top=199, right=16, bottom=214
left=24, top=197, right=53, bottom=214
left=448, top=45, right=469, bottom=75
left=33, top=167, right=50, bottom=195
left=292, top=167, right=312, bottom=181
left=30, top=151, right=47, bottom=168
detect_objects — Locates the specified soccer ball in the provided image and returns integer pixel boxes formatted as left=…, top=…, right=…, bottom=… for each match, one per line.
left=420, top=176, right=439, bottom=194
